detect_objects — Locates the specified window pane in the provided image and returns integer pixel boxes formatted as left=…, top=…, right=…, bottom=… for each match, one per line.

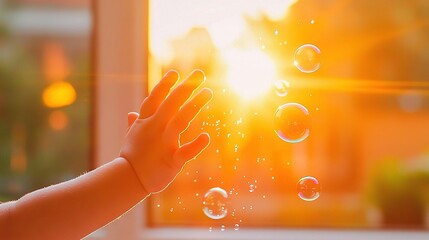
left=0, top=0, right=92, bottom=201
left=148, top=0, right=429, bottom=230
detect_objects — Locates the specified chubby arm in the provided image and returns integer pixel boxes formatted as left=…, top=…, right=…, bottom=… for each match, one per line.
left=0, top=69, right=212, bottom=240
left=0, top=157, right=146, bottom=240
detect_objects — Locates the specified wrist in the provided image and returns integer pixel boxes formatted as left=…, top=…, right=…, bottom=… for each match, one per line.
left=116, top=157, right=151, bottom=198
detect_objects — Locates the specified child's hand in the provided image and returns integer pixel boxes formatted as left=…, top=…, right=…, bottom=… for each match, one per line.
left=119, top=69, right=212, bottom=194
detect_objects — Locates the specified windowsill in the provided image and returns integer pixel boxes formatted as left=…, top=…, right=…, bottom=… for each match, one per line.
left=138, top=227, right=429, bottom=240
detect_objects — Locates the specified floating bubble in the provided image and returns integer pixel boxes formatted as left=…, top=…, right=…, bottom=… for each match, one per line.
left=274, top=80, right=290, bottom=97
left=294, top=44, right=321, bottom=73
left=234, top=224, right=240, bottom=231
left=274, top=103, right=311, bottom=143
left=202, top=187, right=228, bottom=220
left=249, top=184, right=256, bottom=193
left=297, top=176, right=321, bottom=201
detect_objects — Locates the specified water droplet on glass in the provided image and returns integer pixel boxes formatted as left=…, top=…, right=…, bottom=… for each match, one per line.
left=297, top=176, right=321, bottom=201
left=274, top=103, right=311, bottom=143
left=202, top=187, right=228, bottom=220
left=294, top=44, right=321, bottom=73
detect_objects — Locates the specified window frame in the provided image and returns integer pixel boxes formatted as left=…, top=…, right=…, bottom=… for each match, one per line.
left=87, top=1, right=429, bottom=239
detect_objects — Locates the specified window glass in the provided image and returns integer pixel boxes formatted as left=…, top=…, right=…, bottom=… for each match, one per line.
left=0, top=0, right=92, bottom=201
left=148, top=0, right=429, bottom=231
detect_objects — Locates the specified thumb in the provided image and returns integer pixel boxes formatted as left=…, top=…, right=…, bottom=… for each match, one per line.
left=174, top=133, right=210, bottom=167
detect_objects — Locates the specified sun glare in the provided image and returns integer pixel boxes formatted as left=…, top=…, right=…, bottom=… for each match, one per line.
left=224, top=49, right=276, bottom=99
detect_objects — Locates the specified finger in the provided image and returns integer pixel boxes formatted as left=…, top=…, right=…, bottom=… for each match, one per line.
left=139, top=70, right=180, bottom=119
left=174, top=133, right=210, bottom=166
left=127, top=112, right=139, bottom=132
left=166, top=88, right=212, bottom=138
left=156, top=69, right=206, bottom=124
left=127, top=112, right=139, bottom=127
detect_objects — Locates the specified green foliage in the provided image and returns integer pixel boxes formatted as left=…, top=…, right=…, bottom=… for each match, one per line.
left=369, top=158, right=429, bottom=228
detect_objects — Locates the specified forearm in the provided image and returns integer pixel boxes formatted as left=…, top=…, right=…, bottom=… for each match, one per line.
left=2, top=157, right=148, bottom=240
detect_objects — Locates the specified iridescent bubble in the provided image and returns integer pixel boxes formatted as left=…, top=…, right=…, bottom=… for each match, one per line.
left=294, top=44, right=321, bottom=73
left=274, top=80, right=290, bottom=97
left=202, top=187, right=228, bottom=220
left=234, top=224, right=240, bottom=231
left=274, top=103, right=311, bottom=143
left=297, top=176, right=321, bottom=201
left=249, top=184, right=256, bottom=193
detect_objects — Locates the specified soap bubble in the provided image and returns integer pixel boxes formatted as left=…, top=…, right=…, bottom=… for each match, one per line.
left=297, top=176, right=320, bottom=201
left=234, top=224, right=240, bottom=231
left=202, top=187, right=228, bottom=220
left=274, top=103, right=311, bottom=143
left=274, top=80, right=290, bottom=97
left=294, top=44, right=321, bottom=73
left=249, top=184, right=256, bottom=193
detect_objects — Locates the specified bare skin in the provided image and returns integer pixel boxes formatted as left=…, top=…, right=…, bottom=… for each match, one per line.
left=0, top=69, right=212, bottom=240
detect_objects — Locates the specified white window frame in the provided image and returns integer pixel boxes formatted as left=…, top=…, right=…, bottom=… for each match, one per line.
left=86, top=1, right=429, bottom=239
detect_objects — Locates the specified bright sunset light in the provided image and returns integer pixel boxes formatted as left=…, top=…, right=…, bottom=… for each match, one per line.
left=224, top=49, right=276, bottom=99
left=149, top=0, right=296, bottom=99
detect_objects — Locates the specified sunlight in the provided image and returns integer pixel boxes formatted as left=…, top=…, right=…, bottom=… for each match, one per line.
left=149, top=0, right=296, bottom=62
left=224, top=49, right=276, bottom=99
